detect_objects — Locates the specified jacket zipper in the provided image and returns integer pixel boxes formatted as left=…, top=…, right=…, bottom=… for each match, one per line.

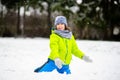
left=64, top=39, right=68, bottom=63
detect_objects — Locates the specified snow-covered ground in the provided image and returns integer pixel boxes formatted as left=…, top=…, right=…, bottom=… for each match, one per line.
left=0, top=38, right=120, bottom=80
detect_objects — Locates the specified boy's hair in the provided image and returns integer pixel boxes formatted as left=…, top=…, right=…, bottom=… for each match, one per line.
left=65, top=26, right=71, bottom=31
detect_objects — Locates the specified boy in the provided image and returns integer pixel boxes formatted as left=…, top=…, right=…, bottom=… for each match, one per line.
left=34, top=16, right=92, bottom=74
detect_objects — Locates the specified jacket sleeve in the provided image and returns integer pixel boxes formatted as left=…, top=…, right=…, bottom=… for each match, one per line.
left=49, top=34, right=59, bottom=60
left=71, top=36, right=85, bottom=59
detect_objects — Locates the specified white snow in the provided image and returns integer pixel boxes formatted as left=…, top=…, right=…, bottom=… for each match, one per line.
left=0, top=37, right=120, bottom=80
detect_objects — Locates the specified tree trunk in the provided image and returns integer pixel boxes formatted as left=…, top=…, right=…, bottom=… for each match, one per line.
left=17, top=3, right=21, bottom=36
left=46, top=2, right=52, bottom=37
left=23, top=5, right=26, bottom=37
left=0, top=2, right=4, bottom=36
left=0, top=3, right=3, bottom=18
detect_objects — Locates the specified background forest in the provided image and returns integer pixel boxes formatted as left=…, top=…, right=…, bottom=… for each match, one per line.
left=0, top=0, right=120, bottom=41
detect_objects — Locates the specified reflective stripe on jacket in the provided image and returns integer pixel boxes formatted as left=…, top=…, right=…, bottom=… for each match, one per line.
left=48, top=33, right=84, bottom=65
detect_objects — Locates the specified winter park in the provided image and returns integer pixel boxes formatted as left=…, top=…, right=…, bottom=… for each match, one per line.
left=0, top=0, right=120, bottom=80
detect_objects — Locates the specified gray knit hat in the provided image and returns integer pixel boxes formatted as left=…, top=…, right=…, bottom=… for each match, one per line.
left=54, top=16, right=68, bottom=26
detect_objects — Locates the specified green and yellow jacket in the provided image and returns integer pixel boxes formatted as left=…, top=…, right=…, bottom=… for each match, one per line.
left=48, top=32, right=84, bottom=65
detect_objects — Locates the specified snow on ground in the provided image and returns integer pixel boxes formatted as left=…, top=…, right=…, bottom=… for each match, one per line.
left=0, top=37, right=120, bottom=80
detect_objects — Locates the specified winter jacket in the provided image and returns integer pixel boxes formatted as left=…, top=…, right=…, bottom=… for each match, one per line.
left=48, top=32, right=85, bottom=65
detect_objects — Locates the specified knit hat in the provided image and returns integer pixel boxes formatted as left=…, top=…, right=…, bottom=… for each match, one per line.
left=54, top=16, right=68, bottom=26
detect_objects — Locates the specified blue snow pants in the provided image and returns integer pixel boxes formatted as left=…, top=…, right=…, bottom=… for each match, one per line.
left=34, top=59, right=71, bottom=74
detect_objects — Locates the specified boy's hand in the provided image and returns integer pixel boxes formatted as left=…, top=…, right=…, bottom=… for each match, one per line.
left=54, top=58, right=63, bottom=69
left=82, top=55, right=92, bottom=62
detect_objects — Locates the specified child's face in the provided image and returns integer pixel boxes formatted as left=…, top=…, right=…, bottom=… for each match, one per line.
left=56, top=23, right=65, bottom=30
